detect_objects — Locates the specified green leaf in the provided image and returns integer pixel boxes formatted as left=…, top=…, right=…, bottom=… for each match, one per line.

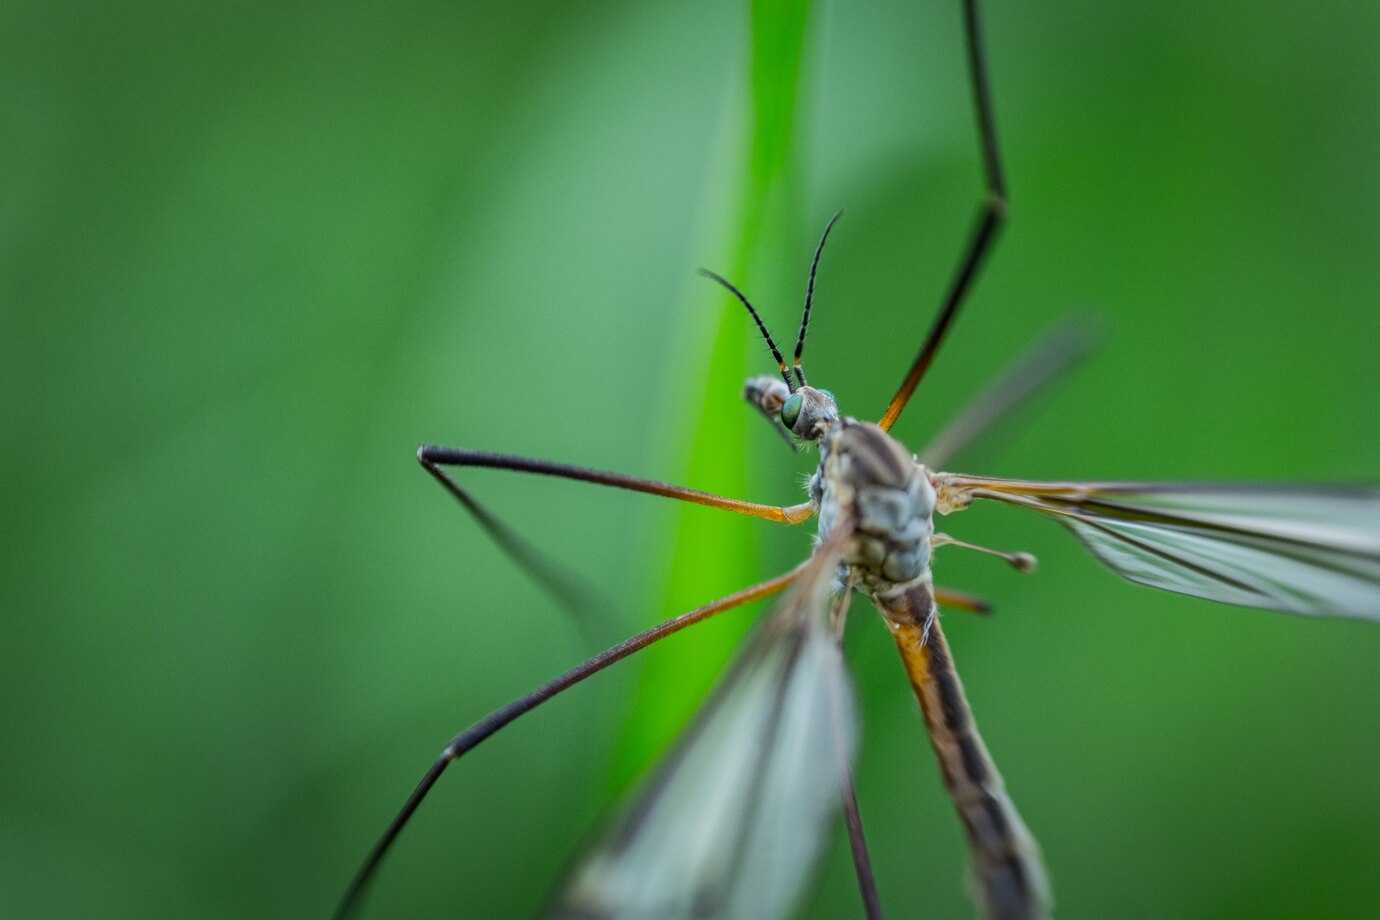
left=610, top=0, right=818, bottom=790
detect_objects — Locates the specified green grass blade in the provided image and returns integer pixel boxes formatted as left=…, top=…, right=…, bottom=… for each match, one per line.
left=610, top=0, right=818, bottom=789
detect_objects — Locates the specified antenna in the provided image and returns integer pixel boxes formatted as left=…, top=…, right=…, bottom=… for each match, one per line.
left=698, top=268, right=794, bottom=389
left=791, top=210, right=843, bottom=387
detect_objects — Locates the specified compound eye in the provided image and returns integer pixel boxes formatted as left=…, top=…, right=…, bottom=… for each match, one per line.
left=781, top=392, right=803, bottom=430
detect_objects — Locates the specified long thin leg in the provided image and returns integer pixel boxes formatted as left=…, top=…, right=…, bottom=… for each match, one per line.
left=420, top=445, right=816, bottom=524
left=934, top=585, right=994, bottom=615
left=841, top=781, right=884, bottom=920
left=828, top=579, right=885, bottom=920
left=918, top=319, right=1098, bottom=469
left=420, top=460, right=599, bottom=617
left=878, top=0, right=1007, bottom=433
left=333, top=563, right=806, bottom=920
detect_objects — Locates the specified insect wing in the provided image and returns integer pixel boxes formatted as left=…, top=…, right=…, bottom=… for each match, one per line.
left=954, top=478, right=1380, bottom=620
left=552, top=584, right=857, bottom=919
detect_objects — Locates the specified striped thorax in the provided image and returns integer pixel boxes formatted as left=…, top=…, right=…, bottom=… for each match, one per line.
left=814, top=417, right=937, bottom=604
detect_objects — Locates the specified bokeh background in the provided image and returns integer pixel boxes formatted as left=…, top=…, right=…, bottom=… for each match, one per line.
left=4, top=1, right=1379, bottom=917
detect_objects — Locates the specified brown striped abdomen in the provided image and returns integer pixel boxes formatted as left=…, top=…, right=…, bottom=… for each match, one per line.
left=885, top=585, right=1051, bottom=920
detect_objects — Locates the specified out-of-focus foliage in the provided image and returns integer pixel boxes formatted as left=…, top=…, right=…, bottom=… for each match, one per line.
left=2, top=1, right=1378, bottom=918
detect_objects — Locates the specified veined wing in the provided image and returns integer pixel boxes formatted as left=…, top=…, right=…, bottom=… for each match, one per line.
left=936, top=475, right=1380, bottom=620
left=551, top=542, right=857, bottom=920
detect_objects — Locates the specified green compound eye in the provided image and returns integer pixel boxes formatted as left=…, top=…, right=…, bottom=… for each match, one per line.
left=781, top=392, right=803, bottom=430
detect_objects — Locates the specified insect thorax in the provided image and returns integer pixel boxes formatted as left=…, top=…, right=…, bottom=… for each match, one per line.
left=812, top=418, right=936, bottom=598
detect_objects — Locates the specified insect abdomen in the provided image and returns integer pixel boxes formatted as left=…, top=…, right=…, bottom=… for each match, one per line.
left=886, top=586, right=1052, bottom=920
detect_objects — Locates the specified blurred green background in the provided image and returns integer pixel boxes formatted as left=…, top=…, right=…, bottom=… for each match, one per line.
left=4, top=1, right=1379, bottom=917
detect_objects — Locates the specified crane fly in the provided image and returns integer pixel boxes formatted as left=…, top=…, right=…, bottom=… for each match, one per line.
left=334, top=1, right=1380, bottom=917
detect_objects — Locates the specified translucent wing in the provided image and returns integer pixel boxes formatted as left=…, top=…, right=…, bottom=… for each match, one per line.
left=550, top=548, right=856, bottom=920
left=939, top=476, right=1380, bottom=620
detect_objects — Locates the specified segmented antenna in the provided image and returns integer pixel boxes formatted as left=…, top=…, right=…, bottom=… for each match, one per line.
left=791, top=210, right=843, bottom=387
left=698, top=268, right=794, bottom=389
